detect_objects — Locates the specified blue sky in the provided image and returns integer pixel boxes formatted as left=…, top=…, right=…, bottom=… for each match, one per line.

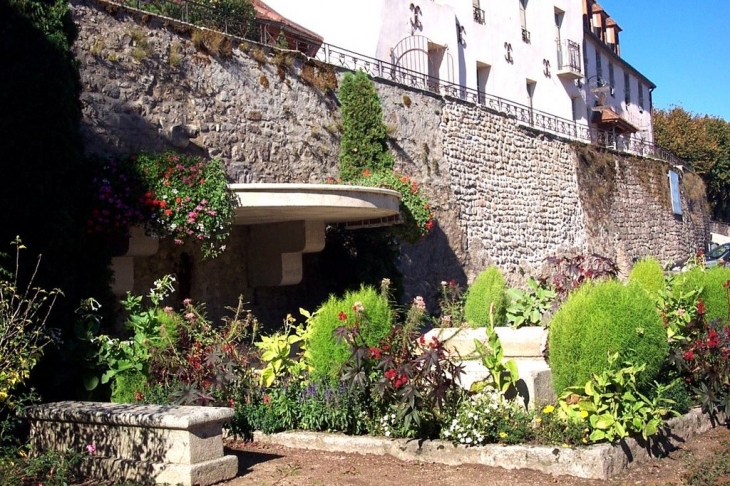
left=598, top=0, right=730, bottom=121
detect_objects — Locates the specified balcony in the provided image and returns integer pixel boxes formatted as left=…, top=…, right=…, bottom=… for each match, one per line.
left=473, top=5, right=485, bottom=25
left=556, top=39, right=582, bottom=79
left=521, top=28, right=530, bottom=43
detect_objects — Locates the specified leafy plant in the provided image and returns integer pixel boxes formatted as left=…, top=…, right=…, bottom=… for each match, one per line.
left=434, top=279, right=466, bottom=327
left=0, top=238, right=59, bottom=404
left=337, top=70, right=394, bottom=181
left=628, top=257, right=666, bottom=295
left=657, top=273, right=703, bottom=342
left=539, top=253, right=618, bottom=302
left=673, top=266, right=730, bottom=324
left=471, top=309, right=519, bottom=394
left=557, top=354, right=676, bottom=443
left=549, top=280, right=668, bottom=394
left=505, top=277, right=556, bottom=328
left=306, top=285, right=393, bottom=382
left=532, top=404, right=588, bottom=446
left=89, top=152, right=236, bottom=258
left=256, top=311, right=312, bottom=387
left=463, top=266, right=507, bottom=327
left=345, top=170, right=434, bottom=243
left=336, top=297, right=464, bottom=438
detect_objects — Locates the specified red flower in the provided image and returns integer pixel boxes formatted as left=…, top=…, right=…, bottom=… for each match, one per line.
left=368, top=347, right=382, bottom=359
left=263, top=394, right=271, bottom=404
left=362, top=168, right=371, bottom=177
left=134, top=391, right=144, bottom=402
left=425, top=220, right=434, bottom=231
left=384, top=369, right=397, bottom=380
left=338, top=311, right=348, bottom=321
left=400, top=175, right=409, bottom=183
left=165, top=209, right=173, bottom=216
left=683, top=350, right=695, bottom=361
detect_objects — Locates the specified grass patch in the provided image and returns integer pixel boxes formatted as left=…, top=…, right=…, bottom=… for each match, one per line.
left=680, top=443, right=730, bottom=485
left=191, top=29, right=232, bottom=58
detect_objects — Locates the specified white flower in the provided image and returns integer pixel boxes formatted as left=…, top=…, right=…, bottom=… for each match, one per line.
left=465, top=437, right=472, bottom=444
left=385, top=430, right=391, bottom=437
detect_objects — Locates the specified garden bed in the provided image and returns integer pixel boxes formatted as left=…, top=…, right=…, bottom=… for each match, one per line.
left=251, top=408, right=724, bottom=480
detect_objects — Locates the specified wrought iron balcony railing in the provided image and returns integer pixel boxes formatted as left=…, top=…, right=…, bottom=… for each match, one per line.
left=473, top=6, right=485, bottom=25
left=104, top=0, right=688, bottom=170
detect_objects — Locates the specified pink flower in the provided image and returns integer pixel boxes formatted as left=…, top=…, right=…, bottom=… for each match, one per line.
left=183, top=298, right=192, bottom=305
left=85, top=444, right=96, bottom=455
left=184, top=312, right=196, bottom=321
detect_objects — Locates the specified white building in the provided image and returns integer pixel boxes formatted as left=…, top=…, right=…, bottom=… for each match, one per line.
left=263, top=0, right=655, bottom=148
left=580, top=0, right=655, bottom=145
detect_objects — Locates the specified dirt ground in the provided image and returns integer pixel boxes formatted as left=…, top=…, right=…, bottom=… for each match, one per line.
left=222, top=425, right=730, bottom=486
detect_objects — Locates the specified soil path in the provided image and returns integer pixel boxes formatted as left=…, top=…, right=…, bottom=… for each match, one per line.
left=222, top=425, right=730, bottom=486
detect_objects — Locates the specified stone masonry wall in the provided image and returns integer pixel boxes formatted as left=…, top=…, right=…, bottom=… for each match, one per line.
left=71, top=0, right=707, bottom=324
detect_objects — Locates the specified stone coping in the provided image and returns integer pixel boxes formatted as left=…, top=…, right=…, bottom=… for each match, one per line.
left=252, top=408, right=723, bottom=480
left=23, top=401, right=234, bottom=430
left=229, top=183, right=401, bottom=225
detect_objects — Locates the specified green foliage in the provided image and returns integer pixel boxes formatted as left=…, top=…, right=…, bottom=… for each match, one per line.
left=532, top=404, right=588, bottom=446
left=557, top=355, right=676, bottom=443
left=346, top=171, right=434, bottom=243
left=0, top=239, right=59, bottom=403
left=463, top=266, right=507, bottom=327
left=657, top=273, right=703, bottom=342
left=673, top=266, right=730, bottom=323
left=338, top=70, right=394, bottom=181
left=255, top=311, right=311, bottom=387
left=471, top=328, right=519, bottom=394
left=442, top=388, right=532, bottom=445
left=0, top=447, right=85, bottom=486
left=306, top=286, right=393, bottom=382
left=628, top=257, right=666, bottom=296
left=549, top=280, right=668, bottom=393
left=506, top=277, right=557, bottom=328
left=653, top=107, right=730, bottom=222
left=92, top=152, right=236, bottom=259
left=95, top=277, right=259, bottom=406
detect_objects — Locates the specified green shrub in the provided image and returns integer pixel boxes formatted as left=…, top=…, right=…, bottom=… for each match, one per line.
left=673, top=266, right=730, bottom=323
left=338, top=70, right=394, bottom=181
left=307, top=286, right=392, bottom=382
left=463, top=266, right=507, bottom=327
left=628, top=257, right=666, bottom=295
left=549, top=280, right=668, bottom=394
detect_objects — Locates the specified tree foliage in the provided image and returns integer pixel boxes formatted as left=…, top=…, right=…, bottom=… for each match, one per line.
left=338, top=71, right=394, bottom=181
left=654, top=107, right=730, bottom=221
left=1, top=0, right=114, bottom=399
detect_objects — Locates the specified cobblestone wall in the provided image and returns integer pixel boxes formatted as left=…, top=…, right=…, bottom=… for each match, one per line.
left=71, top=0, right=708, bottom=324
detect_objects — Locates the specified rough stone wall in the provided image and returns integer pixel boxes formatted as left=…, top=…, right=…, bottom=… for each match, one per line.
left=71, top=0, right=707, bottom=324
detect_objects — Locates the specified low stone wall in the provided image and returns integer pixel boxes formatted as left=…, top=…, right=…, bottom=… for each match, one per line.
left=253, top=408, right=723, bottom=480
left=23, top=401, right=237, bottom=486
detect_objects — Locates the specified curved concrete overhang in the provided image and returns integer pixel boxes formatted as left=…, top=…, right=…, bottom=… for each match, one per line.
left=229, top=183, right=402, bottom=287
left=229, top=183, right=401, bottom=225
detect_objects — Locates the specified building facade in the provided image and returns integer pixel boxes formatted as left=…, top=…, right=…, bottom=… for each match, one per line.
left=263, top=0, right=656, bottom=150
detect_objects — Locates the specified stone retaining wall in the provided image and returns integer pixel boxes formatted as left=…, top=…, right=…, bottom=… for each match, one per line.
left=71, top=0, right=708, bottom=324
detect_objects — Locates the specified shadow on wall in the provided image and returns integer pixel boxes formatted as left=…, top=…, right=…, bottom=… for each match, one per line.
left=399, top=220, right=468, bottom=320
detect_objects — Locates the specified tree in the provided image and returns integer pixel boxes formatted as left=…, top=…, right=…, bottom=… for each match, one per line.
left=338, top=71, right=394, bottom=181
left=1, top=0, right=114, bottom=399
left=654, top=107, right=730, bottom=222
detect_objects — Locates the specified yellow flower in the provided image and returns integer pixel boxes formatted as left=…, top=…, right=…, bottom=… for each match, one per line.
left=499, top=432, right=508, bottom=438
left=542, top=405, right=555, bottom=414
left=534, top=417, right=542, bottom=423
left=579, top=410, right=589, bottom=419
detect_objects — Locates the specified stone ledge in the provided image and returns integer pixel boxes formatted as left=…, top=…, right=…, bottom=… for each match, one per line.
left=252, top=408, right=723, bottom=480
left=23, top=401, right=233, bottom=430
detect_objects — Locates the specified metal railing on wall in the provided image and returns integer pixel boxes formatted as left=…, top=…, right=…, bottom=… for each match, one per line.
left=112, top=0, right=687, bottom=169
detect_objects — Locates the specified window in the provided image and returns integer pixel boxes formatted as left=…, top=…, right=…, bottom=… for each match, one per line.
left=554, top=9, right=564, bottom=43
left=520, top=0, right=530, bottom=43
left=608, top=62, right=614, bottom=91
left=638, top=84, right=645, bottom=111
left=571, top=97, right=581, bottom=121
left=476, top=62, right=491, bottom=103
left=624, top=72, right=631, bottom=104
left=473, top=0, right=485, bottom=25
left=526, top=80, right=536, bottom=105
left=595, top=50, right=602, bottom=79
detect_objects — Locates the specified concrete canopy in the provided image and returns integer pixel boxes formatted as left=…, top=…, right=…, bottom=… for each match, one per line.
left=229, top=183, right=401, bottom=226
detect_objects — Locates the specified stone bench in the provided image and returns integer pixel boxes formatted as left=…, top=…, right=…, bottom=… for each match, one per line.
left=23, top=401, right=238, bottom=486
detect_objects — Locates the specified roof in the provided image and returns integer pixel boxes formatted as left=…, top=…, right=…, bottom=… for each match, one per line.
left=605, top=17, right=622, bottom=31
left=591, top=2, right=605, bottom=13
left=592, top=106, right=638, bottom=134
left=251, top=0, right=323, bottom=43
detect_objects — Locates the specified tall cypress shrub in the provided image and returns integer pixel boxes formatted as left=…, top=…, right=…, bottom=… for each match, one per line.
left=338, top=71, right=394, bottom=180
